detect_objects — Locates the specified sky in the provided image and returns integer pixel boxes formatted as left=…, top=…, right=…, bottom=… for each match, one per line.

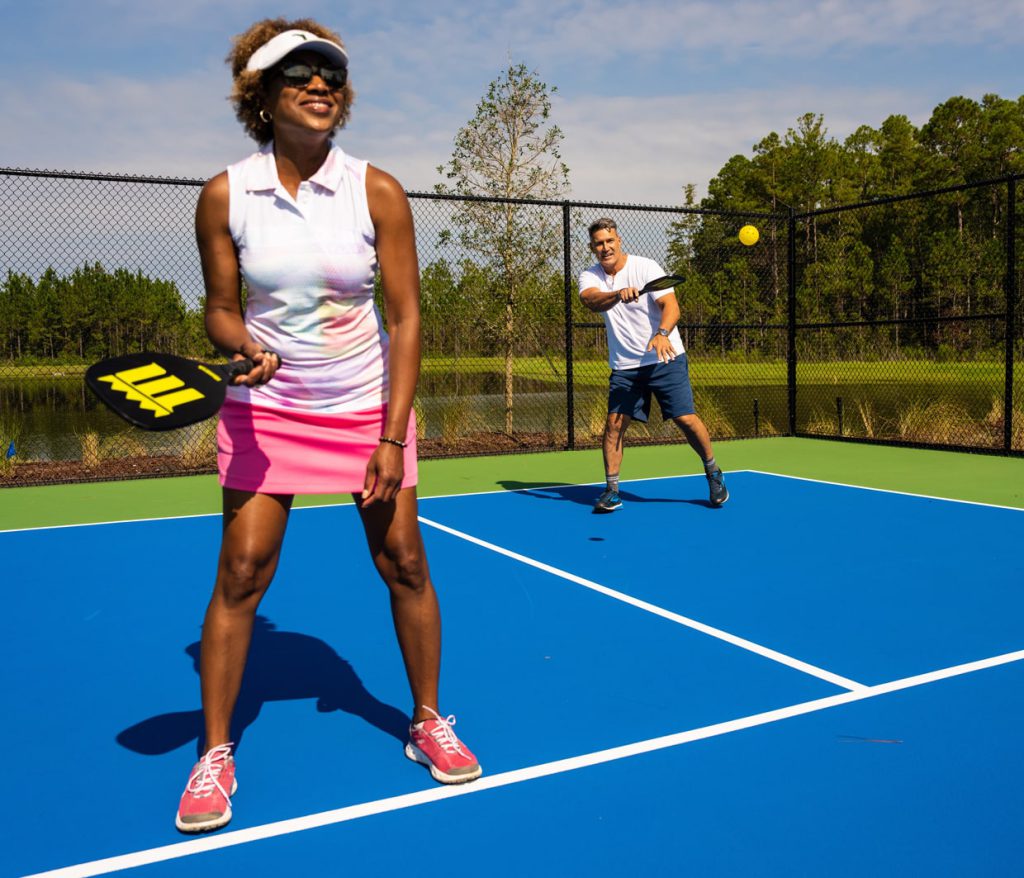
left=3, top=0, right=1023, bottom=207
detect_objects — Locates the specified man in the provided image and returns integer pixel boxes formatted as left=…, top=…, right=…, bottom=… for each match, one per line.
left=579, top=217, right=728, bottom=512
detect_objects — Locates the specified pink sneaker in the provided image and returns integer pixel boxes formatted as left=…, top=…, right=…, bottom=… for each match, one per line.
left=405, top=706, right=482, bottom=784
left=175, top=743, right=237, bottom=833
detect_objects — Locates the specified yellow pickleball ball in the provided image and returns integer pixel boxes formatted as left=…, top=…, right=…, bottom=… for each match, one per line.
left=739, top=224, right=759, bottom=246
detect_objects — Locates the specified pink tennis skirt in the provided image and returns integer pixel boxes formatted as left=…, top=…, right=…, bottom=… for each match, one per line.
left=217, top=399, right=418, bottom=495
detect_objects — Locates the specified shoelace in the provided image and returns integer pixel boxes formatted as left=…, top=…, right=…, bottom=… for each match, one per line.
left=186, top=743, right=234, bottom=801
left=418, top=706, right=468, bottom=756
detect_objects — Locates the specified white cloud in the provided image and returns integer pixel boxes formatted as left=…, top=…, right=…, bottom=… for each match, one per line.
left=0, top=66, right=995, bottom=209
left=41, top=0, right=305, bottom=37
left=2, top=0, right=1017, bottom=204
left=557, top=85, right=933, bottom=204
left=0, top=65, right=463, bottom=194
left=353, top=0, right=1024, bottom=71
left=0, top=1, right=1017, bottom=290
left=2, top=70, right=249, bottom=178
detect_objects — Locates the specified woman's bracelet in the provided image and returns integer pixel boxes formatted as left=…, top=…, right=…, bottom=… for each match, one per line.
left=379, top=435, right=408, bottom=449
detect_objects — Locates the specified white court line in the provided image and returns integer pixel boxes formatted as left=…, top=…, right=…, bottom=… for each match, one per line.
left=25, top=648, right=1024, bottom=878
left=6, top=462, right=1021, bottom=535
left=0, top=511, right=221, bottom=535
left=0, top=498, right=365, bottom=535
left=744, top=469, right=1024, bottom=512
left=417, top=515, right=868, bottom=692
left=0, top=465, right=753, bottom=532
left=419, top=469, right=731, bottom=501
left=0, top=471, right=729, bottom=534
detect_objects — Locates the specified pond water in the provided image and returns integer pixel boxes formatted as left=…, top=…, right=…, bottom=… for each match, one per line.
left=2, top=371, right=1008, bottom=464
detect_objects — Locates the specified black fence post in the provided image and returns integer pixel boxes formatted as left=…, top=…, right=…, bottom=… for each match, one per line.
left=1005, top=177, right=1017, bottom=452
left=787, top=208, right=797, bottom=435
left=563, top=201, right=575, bottom=450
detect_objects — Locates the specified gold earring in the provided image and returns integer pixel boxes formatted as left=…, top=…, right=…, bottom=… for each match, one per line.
left=259, top=109, right=272, bottom=123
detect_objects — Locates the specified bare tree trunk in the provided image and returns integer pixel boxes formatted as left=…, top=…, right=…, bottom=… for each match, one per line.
left=504, top=298, right=514, bottom=435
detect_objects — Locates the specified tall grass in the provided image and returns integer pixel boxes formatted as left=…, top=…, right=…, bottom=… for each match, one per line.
left=0, top=411, right=21, bottom=477
left=77, top=430, right=101, bottom=470
left=803, top=410, right=838, bottom=436
left=799, top=395, right=1024, bottom=448
left=897, top=400, right=994, bottom=446
left=99, top=432, right=150, bottom=461
left=982, top=396, right=1024, bottom=449
left=413, top=398, right=427, bottom=441
left=579, top=390, right=609, bottom=441
left=857, top=400, right=877, bottom=438
left=179, top=420, right=219, bottom=470
left=439, top=395, right=477, bottom=447
left=693, top=390, right=737, bottom=439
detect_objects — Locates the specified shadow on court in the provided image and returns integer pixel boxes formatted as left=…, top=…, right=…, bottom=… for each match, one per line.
left=116, top=615, right=409, bottom=758
left=497, top=480, right=712, bottom=509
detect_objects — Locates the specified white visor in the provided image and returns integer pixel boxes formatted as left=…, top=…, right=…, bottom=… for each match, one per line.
left=246, top=29, right=348, bottom=72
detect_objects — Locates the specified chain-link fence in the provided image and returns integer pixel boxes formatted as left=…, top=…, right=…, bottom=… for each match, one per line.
left=408, top=193, right=572, bottom=456
left=0, top=168, right=1020, bottom=488
left=792, top=176, right=1021, bottom=453
left=1, top=170, right=212, bottom=485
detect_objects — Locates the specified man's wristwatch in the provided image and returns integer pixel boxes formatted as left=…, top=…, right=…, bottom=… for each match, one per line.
left=655, top=328, right=670, bottom=337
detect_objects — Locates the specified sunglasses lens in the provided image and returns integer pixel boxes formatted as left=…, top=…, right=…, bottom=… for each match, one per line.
left=279, top=63, right=346, bottom=89
left=280, top=64, right=313, bottom=86
left=321, top=68, right=347, bottom=88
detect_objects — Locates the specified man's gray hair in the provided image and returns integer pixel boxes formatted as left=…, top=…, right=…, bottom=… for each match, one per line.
left=587, top=217, right=618, bottom=237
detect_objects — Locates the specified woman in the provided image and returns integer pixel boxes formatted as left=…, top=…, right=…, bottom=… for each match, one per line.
left=176, top=17, right=480, bottom=834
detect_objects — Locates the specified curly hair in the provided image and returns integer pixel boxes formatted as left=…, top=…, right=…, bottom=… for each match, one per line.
left=227, top=17, right=355, bottom=145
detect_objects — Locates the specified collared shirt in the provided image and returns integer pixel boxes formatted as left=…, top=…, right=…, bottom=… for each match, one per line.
left=579, top=255, right=684, bottom=370
left=225, top=142, right=387, bottom=413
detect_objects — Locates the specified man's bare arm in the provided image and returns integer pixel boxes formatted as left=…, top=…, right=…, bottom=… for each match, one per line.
left=579, top=285, right=640, bottom=313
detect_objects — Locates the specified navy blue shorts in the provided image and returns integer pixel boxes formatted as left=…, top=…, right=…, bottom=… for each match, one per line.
left=608, top=355, right=696, bottom=423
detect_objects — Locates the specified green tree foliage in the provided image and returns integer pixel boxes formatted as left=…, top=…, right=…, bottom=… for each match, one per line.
left=9, top=93, right=1022, bottom=375
left=667, top=93, right=1024, bottom=361
left=0, top=263, right=206, bottom=362
left=436, top=62, right=571, bottom=432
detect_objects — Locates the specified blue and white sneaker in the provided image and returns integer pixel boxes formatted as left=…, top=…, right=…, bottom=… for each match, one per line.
left=593, top=488, right=622, bottom=513
left=706, top=469, right=729, bottom=507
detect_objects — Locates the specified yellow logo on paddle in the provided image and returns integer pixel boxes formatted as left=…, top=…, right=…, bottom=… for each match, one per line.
left=97, top=362, right=206, bottom=418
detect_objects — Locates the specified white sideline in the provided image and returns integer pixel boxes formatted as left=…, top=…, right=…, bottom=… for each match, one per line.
left=744, top=469, right=1024, bottom=512
left=6, top=466, right=1021, bottom=535
left=25, top=648, right=1024, bottom=878
left=0, top=471, right=723, bottom=534
left=417, top=515, right=869, bottom=692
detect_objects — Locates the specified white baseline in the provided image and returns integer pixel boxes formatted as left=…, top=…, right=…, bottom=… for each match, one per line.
left=417, top=515, right=868, bottom=692
left=25, top=648, right=1024, bottom=878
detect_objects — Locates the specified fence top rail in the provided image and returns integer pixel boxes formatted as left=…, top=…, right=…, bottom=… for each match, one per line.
left=566, top=198, right=780, bottom=220
left=6, top=165, right=1020, bottom=223
left=1, top=166, right=779, bottom=220
left=408, top=190, right=781, bottom=219
left=794, top=173, right=1023, bottom=220
left=406, top=189, right=568, bottom=207
left=575, top=321, right=789, bottom=330
left=0, top=167, right=207, bottom=187
left=796, top=311, right=1007, bottom=330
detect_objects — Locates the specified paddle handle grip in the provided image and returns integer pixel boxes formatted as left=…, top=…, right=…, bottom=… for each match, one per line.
left=224, top=351, right=282, bottom=381
left=226, top=357, right=255, bottom=379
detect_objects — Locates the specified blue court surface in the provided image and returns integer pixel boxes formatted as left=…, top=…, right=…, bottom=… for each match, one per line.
left=3, top=471, right=1023, bottom=877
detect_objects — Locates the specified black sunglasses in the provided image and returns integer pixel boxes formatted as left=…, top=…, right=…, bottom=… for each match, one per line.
left=275, top=62, right=347, bottom=90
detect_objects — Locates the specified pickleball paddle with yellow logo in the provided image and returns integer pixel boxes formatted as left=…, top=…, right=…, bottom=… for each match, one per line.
left=85, top=352, right=256, bottom=430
